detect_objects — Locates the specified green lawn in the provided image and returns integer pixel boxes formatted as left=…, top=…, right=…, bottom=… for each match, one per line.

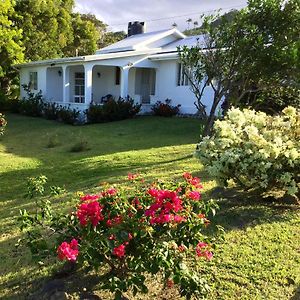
left=0, top=114, right=299, bottom=299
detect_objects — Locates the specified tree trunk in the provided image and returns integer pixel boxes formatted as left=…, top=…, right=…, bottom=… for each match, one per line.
left=202, top=98, right=220, bottom=137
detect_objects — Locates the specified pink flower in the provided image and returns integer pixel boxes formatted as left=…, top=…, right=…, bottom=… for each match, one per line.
left=108, top=234, right=116, bottom=240
left=187, top=191, right=201, bottom=201
left=183, top=172, right=192, bottom=180
left=113, top=243, right=126, bottom=258
left=145, top=189, right=185, bottom=225
left=195, top=242, right=213, bottom=261
left=178, top=245, right=186, bottom=252
left=128, top=173, right=139, bottom=181
left=106, top=188, right=117, bottom=196
left=77, top=201, right=104, bottom=227
left=106, top=215, right=122, bottom=227
left=57, top=239, right=79, bottom=261
left=173, top=215, right=186, bottom=223
left=80, top=194, right=100, bottom=202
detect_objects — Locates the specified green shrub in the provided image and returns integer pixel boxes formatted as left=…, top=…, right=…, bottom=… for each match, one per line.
left=86, top=96, right=141, bottom=123
left=57, top=105, right=81, bottom=125
left=46, top=134, right=60, bottom=148
left=19, top=84, right=44, bottom=117
left=196, top=106, right=300, bottom=197
left=0, top=113, right=7, bottom=135
left=152, top=99, right=181, bottom=117
left=70, top=137, right=90, bottom=152
left=43, top=102, right=59, bottom=120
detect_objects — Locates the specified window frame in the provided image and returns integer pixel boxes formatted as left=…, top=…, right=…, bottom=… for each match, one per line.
left=74, top=72, right=85, bottom=103
left=177, top=63, right=189, bottom=86
left=29, top=71, right=38, bottom=90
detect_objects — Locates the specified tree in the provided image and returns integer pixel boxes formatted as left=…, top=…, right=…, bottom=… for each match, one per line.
left=0, top=0, right=24, bottom=94
left=179, top=0, right=300, bottom=136
left=65, top=13, right=98, bottom=57
left=14, top=0, right=75, bottom=61
left=14, top=0, right=100, bottom=60
left=98, top=31, right=126, bottom=49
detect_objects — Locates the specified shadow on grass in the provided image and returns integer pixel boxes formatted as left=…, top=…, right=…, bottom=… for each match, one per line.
left=290, top=286, right=300, bottom=300
left=207, top=187, right=299, bottom=233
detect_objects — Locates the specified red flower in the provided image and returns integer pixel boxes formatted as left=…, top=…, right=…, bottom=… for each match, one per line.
left=80, top=194, right=100, bottom=202
left=166, top=279, right=174, bottom=288
left=183, top=172, right=192, bottom=180
left=106, top=215, right=122, bottom=227
left=113, top=243, right=126, bottom=258
left=195, top=242, right=213, bottom=261
left=145, top=189, right=185, bottom=225
left=178, top=245, right=186, bottom=252
left=128, top=173, right=139, bottom=181
left=187, top=191, right=201, bottom=201
left=57, top=239, right=79, bottom=262
left=77, top=201, right=104, bottom=227
left=106, top=188, right=117, bottom=196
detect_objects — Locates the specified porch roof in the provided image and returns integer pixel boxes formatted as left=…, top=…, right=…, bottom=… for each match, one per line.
left=14, top=48, right=160, bottom=68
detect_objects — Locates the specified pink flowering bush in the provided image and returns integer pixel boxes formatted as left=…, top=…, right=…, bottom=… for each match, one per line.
left=19, top=173, right=218, bottom=299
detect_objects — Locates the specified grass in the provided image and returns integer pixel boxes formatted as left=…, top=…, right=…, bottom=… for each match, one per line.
left=0, top=114, right=299, bottom=299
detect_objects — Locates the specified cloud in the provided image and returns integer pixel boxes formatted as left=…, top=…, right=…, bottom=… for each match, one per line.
left=74, top=0, right=247, bottom=32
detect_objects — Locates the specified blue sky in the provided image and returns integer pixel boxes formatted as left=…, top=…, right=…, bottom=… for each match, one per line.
left=75, top=0, right=247, bottom=32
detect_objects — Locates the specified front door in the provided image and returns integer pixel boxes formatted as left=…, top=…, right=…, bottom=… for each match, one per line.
left=135, top=68, right=156, bottom=104
left=141, top=69, right=151, bottom=104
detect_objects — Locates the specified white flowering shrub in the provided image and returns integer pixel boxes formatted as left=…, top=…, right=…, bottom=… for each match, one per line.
left=196, top=106, right=300, bottom=196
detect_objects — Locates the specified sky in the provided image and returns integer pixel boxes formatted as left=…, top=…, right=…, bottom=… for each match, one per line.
left=74, top=0, right=248, bottom=33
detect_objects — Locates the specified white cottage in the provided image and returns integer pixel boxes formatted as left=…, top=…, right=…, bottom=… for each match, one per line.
left=17, top=22, right=214, bottom=114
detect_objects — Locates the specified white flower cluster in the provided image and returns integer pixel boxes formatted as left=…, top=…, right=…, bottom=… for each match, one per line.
left=196, top=106, right=300, bottom=196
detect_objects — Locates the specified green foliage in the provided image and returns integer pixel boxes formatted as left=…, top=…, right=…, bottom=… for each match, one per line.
left=18, top=84, right=44, bottom=117
left=14, top=0, right=74, bottom=61
left=98, top=31, right=126, bottom=49
left=240, top=85, right=300, bottom=114
left=0, top=0, right=24, bottom=93
left=65, top=12, right=98, bottom=57
left=43, top=102, right=60, bottom=120
left=86, top=97, right=141, bottom=123
left=152, top=99, right=181, bottom=117
left=179, top=0, right=300, bottom=136
left=196, top=106, right=300, bottom=197
left=70, top=137, right=90, bottom=152
left=19, top=174, right=218, bottom=299
left=57, top=106, right=81, bottom=125
left=25, top=175, right=48, bottom=199
left=0, top=113, right=7, bottom=135
left=46, top=133, right=60, bottom=148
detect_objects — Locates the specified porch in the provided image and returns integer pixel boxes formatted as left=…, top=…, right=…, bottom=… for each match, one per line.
left=45, top=63, right=157, bottom=111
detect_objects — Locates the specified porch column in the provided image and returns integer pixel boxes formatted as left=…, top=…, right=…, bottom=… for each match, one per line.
left=84, top=63, right=93, bottom=104
left=120, top=67, right=130, bottom=98
left=62, top=65, right=70, bottom=103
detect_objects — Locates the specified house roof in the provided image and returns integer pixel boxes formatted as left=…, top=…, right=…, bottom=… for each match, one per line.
left=15, top=28, right=205, bottom=68
left=96, top=28, right=186, bottom=54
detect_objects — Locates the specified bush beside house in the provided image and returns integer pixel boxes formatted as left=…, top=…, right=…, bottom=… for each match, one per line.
left=86, top=97, right=141, bottom=123
left=196, top=106, right=300, bottom=197
left=152, top=99, right=181, bottom=117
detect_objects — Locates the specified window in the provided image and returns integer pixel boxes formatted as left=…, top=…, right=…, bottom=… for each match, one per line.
left=29, top=72, right=38, bottom=90
left=74, top=72, right=85, bottom=103
left=115, top=67, right=120, bottom=85
left=177, top=63, right=189, bottom=86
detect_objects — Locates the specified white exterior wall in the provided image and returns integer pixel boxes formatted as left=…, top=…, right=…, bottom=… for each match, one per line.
left=19, top=57, right=216, bottom=115
left=155, top=60, right=214, bottom=114
left=20, top=66, right=47, bottom=99
left=46, top=67, right=63, bottom=102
